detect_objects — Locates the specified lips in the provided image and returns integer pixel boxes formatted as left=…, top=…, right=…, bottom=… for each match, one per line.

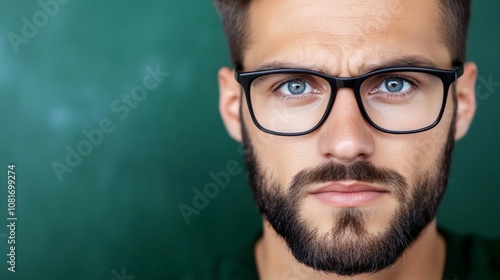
left=310, top=182, right=387, bottom=194
left=309, top=181, right=389, bottom=207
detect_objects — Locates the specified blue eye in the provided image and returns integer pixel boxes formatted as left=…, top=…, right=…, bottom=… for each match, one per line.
left=280, top=79, right=311, bottom=95
left=379, top=78, right=411, bottom=93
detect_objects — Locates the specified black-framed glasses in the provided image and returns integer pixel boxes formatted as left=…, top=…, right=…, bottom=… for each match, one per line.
left=236, top=64, right=464, bottom=136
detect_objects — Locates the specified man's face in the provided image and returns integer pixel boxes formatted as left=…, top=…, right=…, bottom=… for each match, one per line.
left=226, top=0, right=468, bottom=276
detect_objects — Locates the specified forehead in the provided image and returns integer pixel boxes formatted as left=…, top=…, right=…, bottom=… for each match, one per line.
left=244, top=0, right=451, bottom=75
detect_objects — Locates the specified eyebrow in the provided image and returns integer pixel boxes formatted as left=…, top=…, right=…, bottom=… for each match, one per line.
left=253, top=56, right=442, bottom=76
left=361, top=56, right=440, bottom=73
left=255, top=62, right=326, bottom=72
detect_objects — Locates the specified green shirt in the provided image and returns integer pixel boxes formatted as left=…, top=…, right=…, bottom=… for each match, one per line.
left=184, top=228, right=500, bottom=280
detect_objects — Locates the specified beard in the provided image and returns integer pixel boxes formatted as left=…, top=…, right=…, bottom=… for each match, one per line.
left=241, top=117, right=455, bottom=276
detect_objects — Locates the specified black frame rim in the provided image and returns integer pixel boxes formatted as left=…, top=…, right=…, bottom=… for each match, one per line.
left=236, top=64, right=464, bottom=136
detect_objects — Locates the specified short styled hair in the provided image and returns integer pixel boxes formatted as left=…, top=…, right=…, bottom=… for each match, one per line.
left=214, top=0, right=471, bottom=68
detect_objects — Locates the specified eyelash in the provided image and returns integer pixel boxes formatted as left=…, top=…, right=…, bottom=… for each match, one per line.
left=260, top=74, right=423, bottom=101
left=369, top=75, right=420, bottom=99
left=272, top=78, right=320, bottom=99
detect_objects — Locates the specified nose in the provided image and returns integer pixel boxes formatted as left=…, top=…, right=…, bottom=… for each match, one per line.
left=317, top=88, right=375, bottom=162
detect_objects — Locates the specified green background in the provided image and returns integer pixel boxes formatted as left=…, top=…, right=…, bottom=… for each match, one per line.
left=0, top=0, right=498, bottom=279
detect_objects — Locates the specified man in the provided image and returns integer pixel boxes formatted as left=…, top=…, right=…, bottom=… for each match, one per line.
left=186, top=0, right=500, bottom=279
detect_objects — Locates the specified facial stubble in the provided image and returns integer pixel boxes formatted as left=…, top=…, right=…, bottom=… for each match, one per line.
left=241, top=117, right=455, bottom=276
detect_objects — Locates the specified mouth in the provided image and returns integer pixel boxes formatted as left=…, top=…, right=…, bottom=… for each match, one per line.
left=309, top=181, right=389, bottom=207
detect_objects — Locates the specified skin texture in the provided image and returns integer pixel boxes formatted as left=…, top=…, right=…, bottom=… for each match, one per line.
left=218, top=0, right=478, bottom=279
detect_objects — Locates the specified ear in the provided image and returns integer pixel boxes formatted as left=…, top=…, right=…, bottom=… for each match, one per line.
left=218, top=67, right=243, bottom=142
left=454, top=62, right=477, bottom=140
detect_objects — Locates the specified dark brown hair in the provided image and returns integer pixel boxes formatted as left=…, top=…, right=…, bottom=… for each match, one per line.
left=214, top=0, right=471, bottom=68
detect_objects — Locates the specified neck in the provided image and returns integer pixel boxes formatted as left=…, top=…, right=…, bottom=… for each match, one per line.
left=255, top=219, right=446, bottom=280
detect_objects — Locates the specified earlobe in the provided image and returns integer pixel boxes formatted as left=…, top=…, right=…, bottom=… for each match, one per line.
left=454, top=62, right=478, bottom=140
left=218, top=67, right=243, bottom=142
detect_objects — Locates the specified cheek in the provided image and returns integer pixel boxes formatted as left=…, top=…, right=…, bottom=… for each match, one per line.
left=407, top=103, right=454, bottom=175
left=243, top=113, right=317, bottom=187
left=255, top=133, right=317, bottom=187
left=374, top=93, right=455, bottom=182
left=242, top=91, right=454, bottom=191
left=242, top=96, right=321, bottom=187
left=376, top=130, right=449, bottom=185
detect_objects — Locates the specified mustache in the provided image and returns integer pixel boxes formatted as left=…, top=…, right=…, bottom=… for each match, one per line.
left=289, top=161, right=408, bottom=201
